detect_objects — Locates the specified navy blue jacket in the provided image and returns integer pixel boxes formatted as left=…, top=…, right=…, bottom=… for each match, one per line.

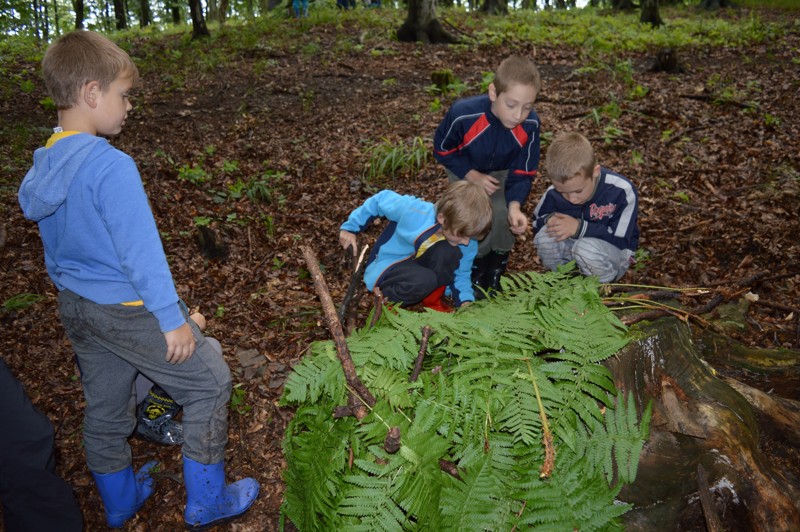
left=434, top=94, right=541, bottom=206
left=532, top=168, right=640, bottom=251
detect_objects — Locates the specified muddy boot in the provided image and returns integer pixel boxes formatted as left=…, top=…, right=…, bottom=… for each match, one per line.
left=471, top=254, right=491, bottom=300
left=92, top=461, right=158, bottom=528
left=484, top=251, right=509, bottom=297
left=135, top=385, right=183, bottom=445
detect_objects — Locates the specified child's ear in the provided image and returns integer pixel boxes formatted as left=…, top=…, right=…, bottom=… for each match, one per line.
left=488, top=82, right=498, bottom=102
left=436, top=212, right=446, bottom=226
left=83, top=81, right=101, bottom=108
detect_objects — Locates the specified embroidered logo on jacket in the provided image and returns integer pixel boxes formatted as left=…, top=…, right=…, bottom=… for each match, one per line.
left=590, top=203, right=616, bottom=220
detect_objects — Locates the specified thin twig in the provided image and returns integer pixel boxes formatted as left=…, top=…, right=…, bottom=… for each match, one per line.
left=410, top=326, right=434, bottom=383
left=338, top=245, right=369, bottom=323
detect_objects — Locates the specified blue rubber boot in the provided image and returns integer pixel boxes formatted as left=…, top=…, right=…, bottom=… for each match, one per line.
left=92, top=460, right=159, bottom=528
left=183, top=456, right=259, bottom=530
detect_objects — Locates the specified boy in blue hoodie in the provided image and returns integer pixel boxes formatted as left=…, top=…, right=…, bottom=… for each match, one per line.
left=17, top=30, right=258, bottom=529
left=434, top=55, right=542, bottom=298
left=340, top=180, right=492, bottom=311
left=532, top=132, right=639, bottom=283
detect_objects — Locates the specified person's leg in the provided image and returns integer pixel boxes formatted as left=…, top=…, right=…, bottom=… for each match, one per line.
left=534, top=229, right=575, bottom=272
left=0, top=359, right=83, bottom=532
left=378, top=260, right=439, bottom=306
left=571, top=238, right=632, bottom=283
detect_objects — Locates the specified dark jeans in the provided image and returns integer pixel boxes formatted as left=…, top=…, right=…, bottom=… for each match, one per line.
left=378, top=240, right=462, bottom=306
left=0, top=358, right=83, bottom=531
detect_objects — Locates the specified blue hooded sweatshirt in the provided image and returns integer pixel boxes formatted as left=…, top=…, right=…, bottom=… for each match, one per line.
left=340, top=190, right=478, bottom=306
left=18, top=132, right=184, bottom=333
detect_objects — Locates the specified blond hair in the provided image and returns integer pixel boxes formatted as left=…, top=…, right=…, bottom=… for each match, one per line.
left=436, top=181, right=492, bottom=240
left=42, top=30, right=139, bottom=110
left=545, top=132, right=596, bottom=184
left=493, top=55, right=541, bottom=95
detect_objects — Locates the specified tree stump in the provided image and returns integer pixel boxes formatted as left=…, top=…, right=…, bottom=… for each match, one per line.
left=607, top=318, right=800, bottom=530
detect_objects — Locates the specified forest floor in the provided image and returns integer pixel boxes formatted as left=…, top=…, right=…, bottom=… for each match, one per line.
left=1, top=6, right=799, bottom=530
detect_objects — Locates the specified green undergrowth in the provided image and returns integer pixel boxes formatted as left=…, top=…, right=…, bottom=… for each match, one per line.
left=280, top=268, right=651, bottom=530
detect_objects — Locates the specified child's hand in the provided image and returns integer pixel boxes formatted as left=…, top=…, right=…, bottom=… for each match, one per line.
left=465, top=170, right=500, bottom=195
left=189, top=312, right=207, bottom=331
left=545, top=213, right=580, bottom=242
left=164, top=322, right=196, bottom=364
left=507, top=202, right=528, bottom=235
left=339, top=230, right=357, bottom=257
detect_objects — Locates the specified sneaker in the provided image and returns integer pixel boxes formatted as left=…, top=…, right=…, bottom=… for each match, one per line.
left=135, top=385, right=184, bottom=445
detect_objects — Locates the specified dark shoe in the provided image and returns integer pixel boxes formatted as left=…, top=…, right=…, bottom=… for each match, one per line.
left=92, top=461, right=158, bottom=528
left=484, top=251, right=509, bottom=297
left=135, top=385, right=183, bottom=445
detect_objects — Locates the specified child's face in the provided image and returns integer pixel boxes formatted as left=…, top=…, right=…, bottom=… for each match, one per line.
left=488, top=82, right=538, bottom=129
left=437, top=213, right=471, bottom=247
left=92, top=73, right=134, bottom=136
left=553, top=166, right=600, bottom=205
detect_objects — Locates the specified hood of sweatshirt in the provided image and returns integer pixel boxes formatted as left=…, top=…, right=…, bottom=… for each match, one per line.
left=19, top=133, right=106, bottom=221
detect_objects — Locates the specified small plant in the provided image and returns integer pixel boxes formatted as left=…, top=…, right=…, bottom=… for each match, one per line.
left=230, top=383, right=252, bottom=415
left=193, top=216, right=212, bottom=227
left=272, top=257, right=286, bottom=270
left=673, top=191, right=691, bottom=203
left=382, top=78, right=397, bottom=87
left=478, top=71, right=494, bottom=93
left=178, top=164, right=211, bottom=185
left=2, top=293, right=44, bottom=312
left=363, top=137, right=430, bottom=181
left=221, top=159, right=239, bottom=174
left=429, top=98, right=442, bottom=113
left=631, top=248, right=652, bottom=273
left=214, top=305, right=226, bottom=318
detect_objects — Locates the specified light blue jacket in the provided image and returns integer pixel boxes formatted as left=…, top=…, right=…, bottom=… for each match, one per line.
left=341, top=190, right=478, bottom=306
left=18, top=133, right=184, bottom=333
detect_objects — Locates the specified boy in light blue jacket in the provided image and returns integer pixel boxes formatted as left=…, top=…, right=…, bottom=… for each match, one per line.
left=18, top=30, right=258, bottom=529
left=340, top=181, right=492, bottom=310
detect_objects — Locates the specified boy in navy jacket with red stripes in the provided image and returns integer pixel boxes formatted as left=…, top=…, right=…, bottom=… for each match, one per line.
left=533, top=132, right=639, bottom=283
left=434, top=55, right=542, bottom=297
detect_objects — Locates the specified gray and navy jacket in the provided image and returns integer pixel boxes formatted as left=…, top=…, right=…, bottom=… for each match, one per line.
left=532, top=168, right=640, bottom=252
left=433, top=94, right=541, bottom=207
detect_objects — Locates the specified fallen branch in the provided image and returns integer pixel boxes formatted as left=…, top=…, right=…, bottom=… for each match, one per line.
left=301, top=245, right=375, bottom=412
left=696, top=464, right=724, bottom=532
left=410, top=326, right=434, bottom=383
left=369, top=287, right=386, bottom=328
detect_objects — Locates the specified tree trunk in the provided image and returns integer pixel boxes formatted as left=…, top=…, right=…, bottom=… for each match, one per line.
left=612, top=0, right=635, bottom=9
left=640, top=0, right=662, bottom=27
left=139, top=0, right=152, bottom=27
left=606, top=318, right=800, bottom=529
left=397, top=0, right=458, bottom=44
left=114, top=0, right=128, bottom=29
left=72, top=0, right=84, bottom=28
left=480, top=0, right=508, bottom=15
left=188, top=0, right=210, bottom=38
left=701, top=0, right=736, bottom=8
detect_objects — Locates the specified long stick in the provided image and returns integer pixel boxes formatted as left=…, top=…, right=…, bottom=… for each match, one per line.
left=301, top=245, right=375, bottom=409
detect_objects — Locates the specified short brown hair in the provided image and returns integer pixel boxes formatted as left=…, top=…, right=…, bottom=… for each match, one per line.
left=42, top=30, right=139, bottom=110
left=435, top=181, right=492, bottom=240
left=545, top=132, right=596, bottom=184
left=493, top=55, right=541, bottom=95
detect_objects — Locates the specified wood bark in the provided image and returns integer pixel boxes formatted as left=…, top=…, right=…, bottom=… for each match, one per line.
left=188, top=0, right=210, bottom=39
left=397, top=0, right=458, bottom=44
left=640, top=0, right=663, bottom=27
left=479, top=0, right=508, bottom=15
left=607, top=318, right=800, bottom=530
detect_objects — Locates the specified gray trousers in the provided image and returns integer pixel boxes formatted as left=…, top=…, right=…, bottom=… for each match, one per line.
left=446, top=170, right=515, bottom=257
left=58, top=290, right=231, bottom=473
left=534, top=230, right=632, bottom=283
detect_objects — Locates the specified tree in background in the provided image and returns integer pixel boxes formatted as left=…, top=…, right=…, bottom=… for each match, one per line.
left=397, top=0, right=458, bottom=44
left=189, top=0, right=210, bottom=38
left=641, top=0, right=663, bottom=27
left=480, top=0, right=508, bottom=15
left=113, top=0, right=127, bottom=29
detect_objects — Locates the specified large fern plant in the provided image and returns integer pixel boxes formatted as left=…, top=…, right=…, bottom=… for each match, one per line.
left=281, top=269, right=651, bottom=530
